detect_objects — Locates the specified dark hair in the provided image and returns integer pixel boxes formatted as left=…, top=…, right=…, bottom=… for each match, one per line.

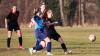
left=42, top=8, right=51, bottom=20
left=33, top=8, right=41, bottom=15
left=10, top=6, right=17, bottom=12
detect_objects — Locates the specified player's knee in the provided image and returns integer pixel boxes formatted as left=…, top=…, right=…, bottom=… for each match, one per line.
left=40, top=41, right=46, bottom=48
left=58, top=37, right=64, bottom=44
left=8, top=31, right=12, bottom=37
left=17, top=30, right=22, bottom=37
left=44, top=37, right=51, bottom=42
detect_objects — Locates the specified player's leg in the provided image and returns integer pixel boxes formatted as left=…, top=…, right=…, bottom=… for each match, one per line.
left=40, top=41, right=46, bottom=48
left=7, top=31, right=12, bottom=50
left=38, top=29, right=52, bottom=55
left=29, top=29, right=46, bottom=53
left=33, top=29, right=45, bottom=51
left=32, top=40, right=46, bottom=51
left=7, top=25, right=13, bottom=50
left=44, top=37, right=53, bottom=55
left=29, top=40, right=46, bottom=54
left=14, top=23, right=24, bottom=49
left=58, top=37, right=67, bottom=52
left=50, top=34, right=67, bottom=52
left=57, top=37, right=72, bottom=54
left=51, top=33, right=72, bottom=54
left=34, top=40, right=44, bottom=51
left=16, top=30, right=24, bottom=49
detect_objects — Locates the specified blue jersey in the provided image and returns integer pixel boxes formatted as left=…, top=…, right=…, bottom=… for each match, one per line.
left=33, top=16, right=43, bottom=29
left=33, top=15, right=47, bottom=41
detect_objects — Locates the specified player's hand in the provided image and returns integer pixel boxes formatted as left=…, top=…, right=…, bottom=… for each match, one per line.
left=28, top=24, right=32, bottom=28
left=54, top=22, right=58, bottom=24
left=28, top=22, right=32, bottom=28
left=28, top=25, right=32, bottom=28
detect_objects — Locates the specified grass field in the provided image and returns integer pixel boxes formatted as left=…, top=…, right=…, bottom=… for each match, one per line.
left=0, top=27, right=100, bottom=56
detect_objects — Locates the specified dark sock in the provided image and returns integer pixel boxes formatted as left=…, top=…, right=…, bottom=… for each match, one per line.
left=61, top=43, right=67, bottom=52
left=35, top=45, right=43, bottom=51
left=7, top=38, right=11, bottom=47
left=33, top=47, right=36, bottom=50
left=19, top=37, right=22, bottom=46
left=34, top=40, right=43, bottom=51
left=36, top=40, right=40, bottom=46
left=46, top=42, right=51, bottom=52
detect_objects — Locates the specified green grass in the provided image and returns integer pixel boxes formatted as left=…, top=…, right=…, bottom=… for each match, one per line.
left=0, top=27, right=100, bottom=56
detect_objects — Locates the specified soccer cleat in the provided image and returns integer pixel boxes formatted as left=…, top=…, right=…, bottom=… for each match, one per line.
left=47, top=52, right=53, bottom=56
left=36, top=51, right=41, bottom=52
left=64, top=49, right=72, bottom=54
left=7, top=47, right=10, bottom=50
left=19, top=46, right=25, bottom=50
left=32, top=49, right=37, bottom=53
left=28, top=48, right=36, bottom=54
left=29, top=48, right=33, bottom=54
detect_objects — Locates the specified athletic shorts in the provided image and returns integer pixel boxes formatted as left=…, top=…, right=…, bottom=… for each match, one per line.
left=47, top=30, right=61, bottom=41
left=35, top=28, right=47, bottom=41
left=7, top=23, right=20, bottom=31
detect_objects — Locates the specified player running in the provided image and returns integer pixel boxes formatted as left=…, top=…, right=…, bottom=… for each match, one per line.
left=43, top=9, right=72, bottom=54
left=5, top=6, right=24, bottom=50
left=28, top=8, right=53, bottom=56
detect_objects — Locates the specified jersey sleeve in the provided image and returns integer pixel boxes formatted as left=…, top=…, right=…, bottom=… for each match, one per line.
left=34, top=16, right=41, bottom=21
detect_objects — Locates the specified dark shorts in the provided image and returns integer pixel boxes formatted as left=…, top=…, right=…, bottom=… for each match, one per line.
left=47, top=30, right=61, bottom=41
left=7, top=23, right=20, bottom=31
left=35, top=28, right=47, bottom=41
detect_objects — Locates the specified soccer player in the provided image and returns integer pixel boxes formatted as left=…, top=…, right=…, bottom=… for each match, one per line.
left=28, top=8, right=53, bottom=56
left=5, top=6, right=24, bottom=50
left=43, top=9, right=72, bottom=54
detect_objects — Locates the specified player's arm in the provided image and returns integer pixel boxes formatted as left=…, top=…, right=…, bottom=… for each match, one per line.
left=28, top=18, right=33, bottom=28
left=29, top=21, right=33, bottom=28
left=47, top=21, right=58, bottom=26
left=28, top=18, right=36, bottom=28
left=5, top=18, right=8, bottom=28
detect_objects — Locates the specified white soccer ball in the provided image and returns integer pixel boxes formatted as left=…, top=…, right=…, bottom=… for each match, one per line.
left=89, top=34, right=96, bottom=42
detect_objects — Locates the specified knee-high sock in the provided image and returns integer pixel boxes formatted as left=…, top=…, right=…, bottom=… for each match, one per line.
left=46, top=42, right=51, bottom=52
left=7, top=38, right=11, bottom=47
left=35, top=45, right=43, bottom=51
left=19, top=37, right=22, bottom=46
left=34, top=40, right=43, bottom=51
left=61, top=43, right=67, bottom=52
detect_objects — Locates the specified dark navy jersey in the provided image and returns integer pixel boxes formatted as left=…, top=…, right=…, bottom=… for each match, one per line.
left=6, top=11, right=19, bottom=24
left=43, top=18, right=61, bottom=40
left=44, top=18, right=55, bottom=30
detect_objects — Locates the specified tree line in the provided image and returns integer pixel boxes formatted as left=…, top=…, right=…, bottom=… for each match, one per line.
left=0, top=0, right=100, bottom=28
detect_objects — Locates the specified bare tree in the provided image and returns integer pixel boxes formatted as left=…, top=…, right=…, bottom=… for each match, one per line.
left=81, top=0, right=85, bottom=26
left=59, top=0, right=66, bottom=26
left=0, top=0, right=1, bottom=4
left=78, top=0, right=81, bottom=25
left=24, top=0, right=29, bottom=23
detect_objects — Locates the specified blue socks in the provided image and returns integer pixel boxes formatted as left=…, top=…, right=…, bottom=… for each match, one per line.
left=33, top=41, right=51, bottom=52
left=34, top=40, right=43, bottom=51
left=46, top=42, right=51, bottom=52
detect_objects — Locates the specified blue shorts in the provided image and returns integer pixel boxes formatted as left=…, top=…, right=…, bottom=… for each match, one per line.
left=35, top=28, right=47, bottom=41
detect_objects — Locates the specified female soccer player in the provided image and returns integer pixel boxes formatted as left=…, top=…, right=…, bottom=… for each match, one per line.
left=5, top=6, right=24, bottom=50
left=28, top=8, right=53, bottom=56
left=43, top=9, right=72, bottom=54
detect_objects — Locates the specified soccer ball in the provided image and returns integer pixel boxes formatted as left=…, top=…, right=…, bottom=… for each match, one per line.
left=89, top=34, right=96, bottom=42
